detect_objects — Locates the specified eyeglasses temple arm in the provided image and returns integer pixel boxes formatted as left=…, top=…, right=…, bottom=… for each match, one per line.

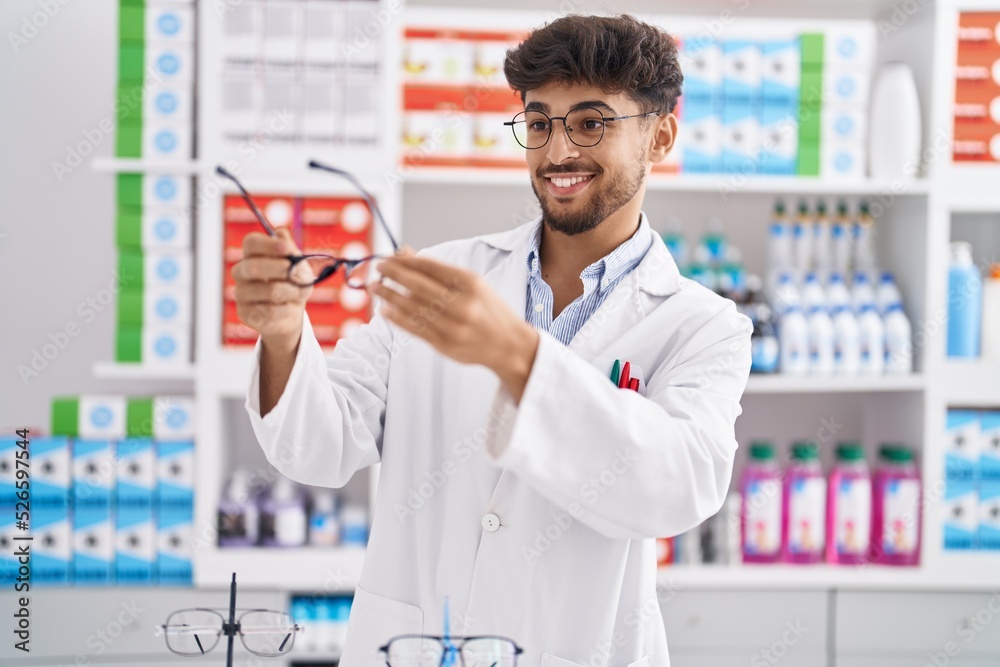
left=216, top=166, right=278, bottom=237
left=226, top=572, right=237, bottom=667
left=308, top=160, right=401, bottom=252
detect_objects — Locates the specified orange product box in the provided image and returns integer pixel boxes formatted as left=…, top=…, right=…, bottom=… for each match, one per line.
left=955, top=77, right=1000, bottom=105
left=957, top=13, right=1000, bottom=49
left=952, top=124, right=1000, bottom=161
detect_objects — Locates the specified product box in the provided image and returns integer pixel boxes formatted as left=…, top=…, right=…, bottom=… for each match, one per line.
left=118, top=286, right=192, bottom=327
left=823, top=106, right=867, bottom=147
left=761, top=39, right=801, bottom=107
left=52, top=396, right=127, bottom=439
left=722, top=41, right=762, bottom=106
left=401, top=109, right=473, bottom=161
left=952, top=126, right=1000, bottom=162
left=31, top=437, right=71, bottom=508
left=117, top=206, right=193, bottom=249
left=134, top=173, right=193, bottom=210
left=117, top=504, right=157, bottom=585
left=119, top=249, right=194, bottom=290
left=943, top=481, right=979, bottom=550
left=72, top=439, right=115, bottom=508
left=403, top=29, right=476, bottom=84
left=32, top=505, right=71, bottom=585
left=823, top=27, right=875, bottom=70
left=0, top=511, right=19, bottom=585
left=73, top=506, right=114, bottom=585
left=147, top=5, right=196, bottom=43
left=157, top=440, right=194, bottom=508
left=680, top=39, right=723, bottom=102
left=116, top=324, right=192, bottom=365
left=117, top=438, right=156, bottom=507
left=116, top=118, right=193, bottom=160
left=946, top=409, right=981, bottom=482
left=473, top=34, right=524, bottom=86
left=722, top=101, right=760, bottom=173
left=118, top=79, right=194, bottom=126
left=146, top=42, right=196, bottom=83
left=680, top=97, right=722, bottom=173
left=980, top=481, right=1000, bottom=550
left=981, top=411, right=1000, bottom=482
left=0, top=438, right=18, bottom=507
left=821, top=142, right=865, bottom=180
left=759, top=103, right=799, bottom=175
left=824, top=67, right=871, bottom=108
left=157, top=504, right=193, bottom=585
left=154, top=397, right=196, bottom=440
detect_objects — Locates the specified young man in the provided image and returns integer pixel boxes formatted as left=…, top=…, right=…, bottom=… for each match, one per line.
left=235, top=14, right=751, bottom=666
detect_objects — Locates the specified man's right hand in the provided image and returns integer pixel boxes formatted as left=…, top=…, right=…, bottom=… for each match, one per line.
left=232, top=227, right=311, bottom=351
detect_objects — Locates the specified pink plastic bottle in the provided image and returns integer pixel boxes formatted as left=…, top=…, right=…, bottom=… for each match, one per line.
left=741, top=442, right=783, bottom=563
left=783, top=441, right=826, bottom=563
left=826, top=442, right=871, bottom=564
left=871, top=444, right=922, bottom=565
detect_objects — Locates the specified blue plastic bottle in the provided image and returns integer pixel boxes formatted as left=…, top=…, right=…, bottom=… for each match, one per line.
left=947, top=242, right=982, bottom=358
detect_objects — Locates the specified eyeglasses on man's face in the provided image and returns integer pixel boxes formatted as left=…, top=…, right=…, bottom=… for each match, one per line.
left=216, top=162, right=400, bottom=289
left=504, top=106, right=662, bottom=150
left=379, top=634, right=523, bottom=667
left=156, top=608, right=303, bottom=658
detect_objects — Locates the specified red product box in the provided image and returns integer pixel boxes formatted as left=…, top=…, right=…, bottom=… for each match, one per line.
left=953, top=124, right=1000, bottom=161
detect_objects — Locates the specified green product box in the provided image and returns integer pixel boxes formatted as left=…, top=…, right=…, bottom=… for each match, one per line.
left=118, top=43, right=145, bottom=83
left=118, top=288, right=145, bottom=326
left=119, top=4, right=145, bottom=43
left=117, top=209, right=143, bottom=248
left=116, top=124, right=142, bottom=158
left=127, top=397, right=154, bottom=437
left=116, top=81, right=145, bottom=125
left=799, top=33, right=824, bottom=67
left=116, top=326, right=143, bottom=363
left=118, top=173, right=143, bottom=207
left=118, top=251, right=144, bottom=289
left=50, top=397, right=80, bottom=437
left=796, top=143, right=821, bottom=177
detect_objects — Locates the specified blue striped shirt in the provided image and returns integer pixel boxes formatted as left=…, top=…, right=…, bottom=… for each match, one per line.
left=525, top=214, right=653, bottom=345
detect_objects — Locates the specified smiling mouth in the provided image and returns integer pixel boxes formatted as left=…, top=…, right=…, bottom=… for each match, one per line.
left=543, top=173, right=596, bottom=195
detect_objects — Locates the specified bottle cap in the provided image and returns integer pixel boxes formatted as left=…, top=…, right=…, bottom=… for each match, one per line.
left=829, top=272, right=845, bottom=284
left=880, top=271, right=895, bottom=283
left=836, top=442, right=865, bottom=461
left=859, top=201, right=871, bottom=217
left=837, top=200, right=849, bottom=217
left=854, top=271, right=869, bottom=283
left=950, top=242, right=973, bottom=266
left=805, top=272, right=818, bottom=283
left=885, top=301, right=904, bottom=312
left=791, top=441, right=819, bottom=461
left=227, top=469, right=252, bottom=502
left=775, top=200, right=786, bottom=216
left=816, top=200, right=827, bottom=216
left=270, top=476, right=299, bottom=503
left=878, top=444, right=913, bottom=462
left=749, top=441, right=775, bottom=460
left=798, top=200, right=809, bottom=216
left=312, top=489, right=337, bottom=514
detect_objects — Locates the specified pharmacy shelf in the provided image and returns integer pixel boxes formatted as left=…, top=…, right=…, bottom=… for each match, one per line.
left=403, top=168, right=932, bottom=196
left=196, top=545, right=366, bottom=590
left=91, top=156, right=213, bottom=174
left=743, top=373, right=926, bottom=394
left=656, top=559, right=1000, bottom=592
left=936, top=169, right=1000, bottom=212
left=935, top=361, right=1000, bottom=407
left=92, top=361, right=196, bottom=382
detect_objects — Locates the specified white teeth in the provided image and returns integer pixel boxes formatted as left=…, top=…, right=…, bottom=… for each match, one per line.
left=551, top=175, right=591, bottom=188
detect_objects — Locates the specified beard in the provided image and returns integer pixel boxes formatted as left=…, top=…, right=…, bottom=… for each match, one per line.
left=530, top=148, right=647, bottom=236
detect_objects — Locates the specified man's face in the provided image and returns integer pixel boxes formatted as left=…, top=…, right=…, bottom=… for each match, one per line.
left=523, top=83, right=653, bottom=236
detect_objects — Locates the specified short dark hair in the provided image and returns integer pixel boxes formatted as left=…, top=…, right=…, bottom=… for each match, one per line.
left=503, top=14, right=683, bottom=114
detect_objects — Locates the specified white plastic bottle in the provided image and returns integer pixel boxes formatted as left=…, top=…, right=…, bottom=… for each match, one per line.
left=780, top=306, right=810, bottom=375
left=807, top=305, right=836, bottom=375
left=792, top=201, right=813, bottom=278
left=853, top=202, right=877, bottom=272
left=832, top=305, right=862, bottom=375
left=773, top=272, right=802, bottom=316
left=876, top=271, right=903, bottom=315
left=801, top=272, right=827, bottom=311
left=767, top=201, right=793, bottom=301
left=832, top=201, right=852, bottom=276
left=857, top=304, right=886, bottom=375
left=851, top=271, right=876, bottom=313
left=827, top=272, right=852, bottom=311
left=883, top=302, right=913, bottom=374
left=813, top=200, right=832, bottom=275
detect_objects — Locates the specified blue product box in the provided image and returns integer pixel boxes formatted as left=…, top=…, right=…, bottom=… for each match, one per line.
left=118, top=438, right=156, bottom=508
left=33, top=504, right=71, bottom=585
left=681, top=39, right=723, bottom=103
left=0, top=509, right=21, bottom=586
left=980, top=482, right=1000, bottom=550
left=721, top=100, right=760, bottom=174
left=943, top=481, right=978, bottom=550
left=0, top=437, right=19, bottom=507
left=680, top=97, right=722, bottom=174
left=722, top=40, right=762, bottom=106
left=761, top=39, right=801, bottom=108
left=759, top=102, right=798, bottom=175
left=157, top=440, right=194, bottom=508
left=981, top=411, right=1000, bottom=483
left=946, top=410, right=980, bottom=483
left=73, top=440, right=115, bottom=509
left=157, top=504, right=192, bottom=586
left=32, top=437, right=71, bottom=509
left=117, top=504, right=156, bottom=585
left=73, top=505, right=114, bottom=585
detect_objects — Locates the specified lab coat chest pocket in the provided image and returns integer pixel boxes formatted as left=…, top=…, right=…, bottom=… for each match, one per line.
left=540, top=654, right=585, bottom=667
left=345, top=584, right=423, bottom=660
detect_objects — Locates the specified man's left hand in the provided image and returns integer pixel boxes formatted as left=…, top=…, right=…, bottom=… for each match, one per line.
left=370, top=251, right=539, bottom=404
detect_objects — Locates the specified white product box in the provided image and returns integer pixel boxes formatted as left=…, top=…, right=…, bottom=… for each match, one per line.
left=141, top=287, right=193, bottom=327
left=947, top=409, right=981, bottom=482
left=824, top=27, right=875, bottom=70
left=723, top=40, right=762, bottom=104
left=143, top=121, right=193, bottom=160
left=157, top=440, right=195, bottom=507
left=344, top=2, right=379, bottom=66
left=680, top=100, right=722, bottom=173
left=142, top=325, right=192, bottom=366
left=146, top=81, right=193, bottom=122
left=33, top=505, right=71, bottom=585
left=146, top=249, right=194, bottom=288
left=262, top=0, right=301, bottom=63
left=157, top=505, right=193, bottom=585
left=403, top=35, right=475, bottom=84
left=154, top=396, right=196, bottom=440
left=144, top=174, right=192, bottom=210
left=761, top=39, right=801, bottom=106
left=402, top=110, right=472, bottom=159
left=722, top=103, right=761, bottom=173
left=822, top=106, right=867, bottom=146
left=759, top=104, right=799, bottom=175
left=472, top=112, right=525, bottom=160
left=943, top=481, right=978, bottom=550
left=680, top=39, right=723, bottom=101
left=821, top=141, right=866, bottom=180
left=138, top=208, right=193, bottom=249
left=117, top=438, right=157, bottom=507
left=147, top=5, right=195, bottom=43
left=78, top=397, right=127, bottom=440
left=32, top=437, right=71, bottom=507
left=117, top=505, right=157, bottom=584
left=474, top=40, right=517, bottom=86
left=147, top=42, right=195, bottom=83
left=824, top=67, right=871, bottom=107
left=73, top=507, right=114, bottom=585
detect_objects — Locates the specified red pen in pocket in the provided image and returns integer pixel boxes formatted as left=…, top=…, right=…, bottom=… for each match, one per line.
left=618, top=361, right=631, bottom=389
left=628, top=378, right=640, bottom=392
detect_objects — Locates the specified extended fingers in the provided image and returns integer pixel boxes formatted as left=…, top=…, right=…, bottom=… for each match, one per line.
left=232, top=257, right=293, bottom=282
left=376, top=259, right=458, bottom=307
left=243, top=230, right=298, bottom=257
left=233, top=280, right=303, bottom=304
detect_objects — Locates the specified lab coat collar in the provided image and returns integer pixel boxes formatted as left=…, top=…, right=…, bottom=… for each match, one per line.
left=477, top=212, right=681, bottom=298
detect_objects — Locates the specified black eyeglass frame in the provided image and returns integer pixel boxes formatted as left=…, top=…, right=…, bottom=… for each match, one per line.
left=378, top=634, right=525, bottom=667
left=503, top=106, right=662, bottom=150
left=158, top=607, right=302, bottom=658
left=216, top=163, right=400, bottom=288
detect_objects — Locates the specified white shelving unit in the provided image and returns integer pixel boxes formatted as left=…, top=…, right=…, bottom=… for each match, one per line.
left=166, top=0, right=1000, bottom=595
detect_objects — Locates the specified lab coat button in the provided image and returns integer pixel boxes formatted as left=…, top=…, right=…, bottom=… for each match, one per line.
left=482, top=513, right=501, bottom=532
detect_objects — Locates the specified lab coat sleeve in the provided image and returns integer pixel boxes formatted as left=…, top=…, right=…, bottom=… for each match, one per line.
left=484, top=301, right=752, bottom=540
left=244, top=310, right=390, bottom=488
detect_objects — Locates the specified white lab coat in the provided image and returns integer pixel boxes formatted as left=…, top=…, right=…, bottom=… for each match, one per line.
left=246, top=215, right=752, bottom=667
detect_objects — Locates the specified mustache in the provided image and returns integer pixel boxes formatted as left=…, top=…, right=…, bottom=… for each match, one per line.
left=537, top=164, right=602, bottom=178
